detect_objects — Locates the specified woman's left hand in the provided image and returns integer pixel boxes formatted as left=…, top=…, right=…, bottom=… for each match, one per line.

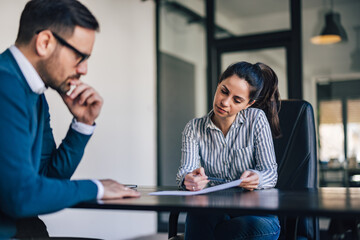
left=239, top=170, right=259, bottom=191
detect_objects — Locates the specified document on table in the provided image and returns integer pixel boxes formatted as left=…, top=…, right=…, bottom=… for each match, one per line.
left=149, top=179, right=242, bottom=196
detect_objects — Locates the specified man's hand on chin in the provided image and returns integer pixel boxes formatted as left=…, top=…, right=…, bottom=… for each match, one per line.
left=61, top=79, right=103, bottom=125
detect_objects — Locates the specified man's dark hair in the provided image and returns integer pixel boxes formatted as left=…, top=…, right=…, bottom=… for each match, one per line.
left=16, top=0, right=99, bottom=45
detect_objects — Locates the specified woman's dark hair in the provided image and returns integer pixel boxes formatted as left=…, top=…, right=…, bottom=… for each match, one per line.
left=16, top=0, right=99, bottom=45
left=218, top=61, right=281, bottom=138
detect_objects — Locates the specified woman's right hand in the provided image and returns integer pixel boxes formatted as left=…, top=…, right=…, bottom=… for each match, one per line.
left=184, top=167, right=209, bottom=191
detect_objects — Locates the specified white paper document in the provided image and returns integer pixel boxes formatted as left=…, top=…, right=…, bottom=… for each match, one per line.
left=148, top=179, right=242, bottom=196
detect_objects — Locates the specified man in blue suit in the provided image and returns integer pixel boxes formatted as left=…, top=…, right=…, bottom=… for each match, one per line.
left=0, top=0, right=140, bottom=238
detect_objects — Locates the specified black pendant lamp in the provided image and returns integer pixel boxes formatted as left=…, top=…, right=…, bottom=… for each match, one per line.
left=311, top=0, right=348, bottom=45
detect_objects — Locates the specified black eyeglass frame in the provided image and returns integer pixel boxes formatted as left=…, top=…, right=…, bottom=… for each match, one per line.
left=36, top=30, right=90, bottom=65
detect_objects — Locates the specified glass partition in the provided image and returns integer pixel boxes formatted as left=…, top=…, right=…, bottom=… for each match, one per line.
left=157, top=0, right=207, bottom=232
left=319, top=100, right=344, bottom=165
left=347, top=99, right=360, bottom=186
left=317, top=80, right=360, bottom=187
left=347, top=99, right=360, bottom=168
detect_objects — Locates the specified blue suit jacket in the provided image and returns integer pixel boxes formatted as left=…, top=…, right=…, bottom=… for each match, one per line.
left=0, top=49, right=98, bottom=238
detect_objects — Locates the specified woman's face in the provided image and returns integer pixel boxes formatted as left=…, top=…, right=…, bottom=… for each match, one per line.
left=213, top=75, right=254, bottom=121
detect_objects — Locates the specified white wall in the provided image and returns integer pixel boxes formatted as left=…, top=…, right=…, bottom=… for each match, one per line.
left=0, top=0, right=157, bottom=239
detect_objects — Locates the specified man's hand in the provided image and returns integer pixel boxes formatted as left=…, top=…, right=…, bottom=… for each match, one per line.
left=61, top=79, right=103, bottom=125
left=184, top=167, right=209, bottom=191
left=100, top=179, right=140, bottom=199
left=239, top=170, right=259, bottom=191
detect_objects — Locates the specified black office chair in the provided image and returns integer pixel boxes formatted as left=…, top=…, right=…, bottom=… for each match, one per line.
left=273, top=100, right=319, bottom=240
left=168, top=100, right=319, bottom=240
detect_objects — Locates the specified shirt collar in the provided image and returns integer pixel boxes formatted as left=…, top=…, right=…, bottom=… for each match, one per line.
left=205, top=110, right=217, bottom=130
left=9, top=45, right=47, bottom=95
left=205, top=109, right=246, bottom=131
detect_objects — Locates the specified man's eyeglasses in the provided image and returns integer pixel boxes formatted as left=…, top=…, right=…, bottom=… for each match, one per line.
left=36, top=30, right=90, bottom=65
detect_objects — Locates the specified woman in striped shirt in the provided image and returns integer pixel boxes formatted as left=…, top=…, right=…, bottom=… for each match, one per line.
left=176, top=61, right=281, bottom=240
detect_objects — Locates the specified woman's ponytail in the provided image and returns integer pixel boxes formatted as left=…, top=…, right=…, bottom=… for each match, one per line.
left=252, top=62, right=281, bottom=138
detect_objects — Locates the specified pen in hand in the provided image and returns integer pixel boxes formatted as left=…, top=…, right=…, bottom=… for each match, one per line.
left=187, top=167, right=208, bottom=191
left=193, top=174, right=226, bottom=183
left=188, top=168, right=228, bottom=191
left=207, top=177, right=226, bottom=183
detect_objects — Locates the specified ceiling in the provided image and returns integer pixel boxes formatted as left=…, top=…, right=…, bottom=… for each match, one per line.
left=213, top=0, right=358, bottom=19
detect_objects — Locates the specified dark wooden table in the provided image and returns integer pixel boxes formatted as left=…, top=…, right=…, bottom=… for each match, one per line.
left=75, top=187, right=360, bottom=218
left=75, top=187, right=360, bottom=239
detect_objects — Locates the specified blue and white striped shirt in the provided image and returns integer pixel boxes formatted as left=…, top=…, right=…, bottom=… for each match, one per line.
left=176, top=108, right=277, bottom=189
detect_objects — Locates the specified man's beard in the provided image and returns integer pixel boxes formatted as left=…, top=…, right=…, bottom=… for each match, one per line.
left=36, top=54, right=79, bottom=94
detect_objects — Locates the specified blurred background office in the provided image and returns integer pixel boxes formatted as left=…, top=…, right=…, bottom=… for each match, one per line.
left=0, top=0, right=359, bottom=239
